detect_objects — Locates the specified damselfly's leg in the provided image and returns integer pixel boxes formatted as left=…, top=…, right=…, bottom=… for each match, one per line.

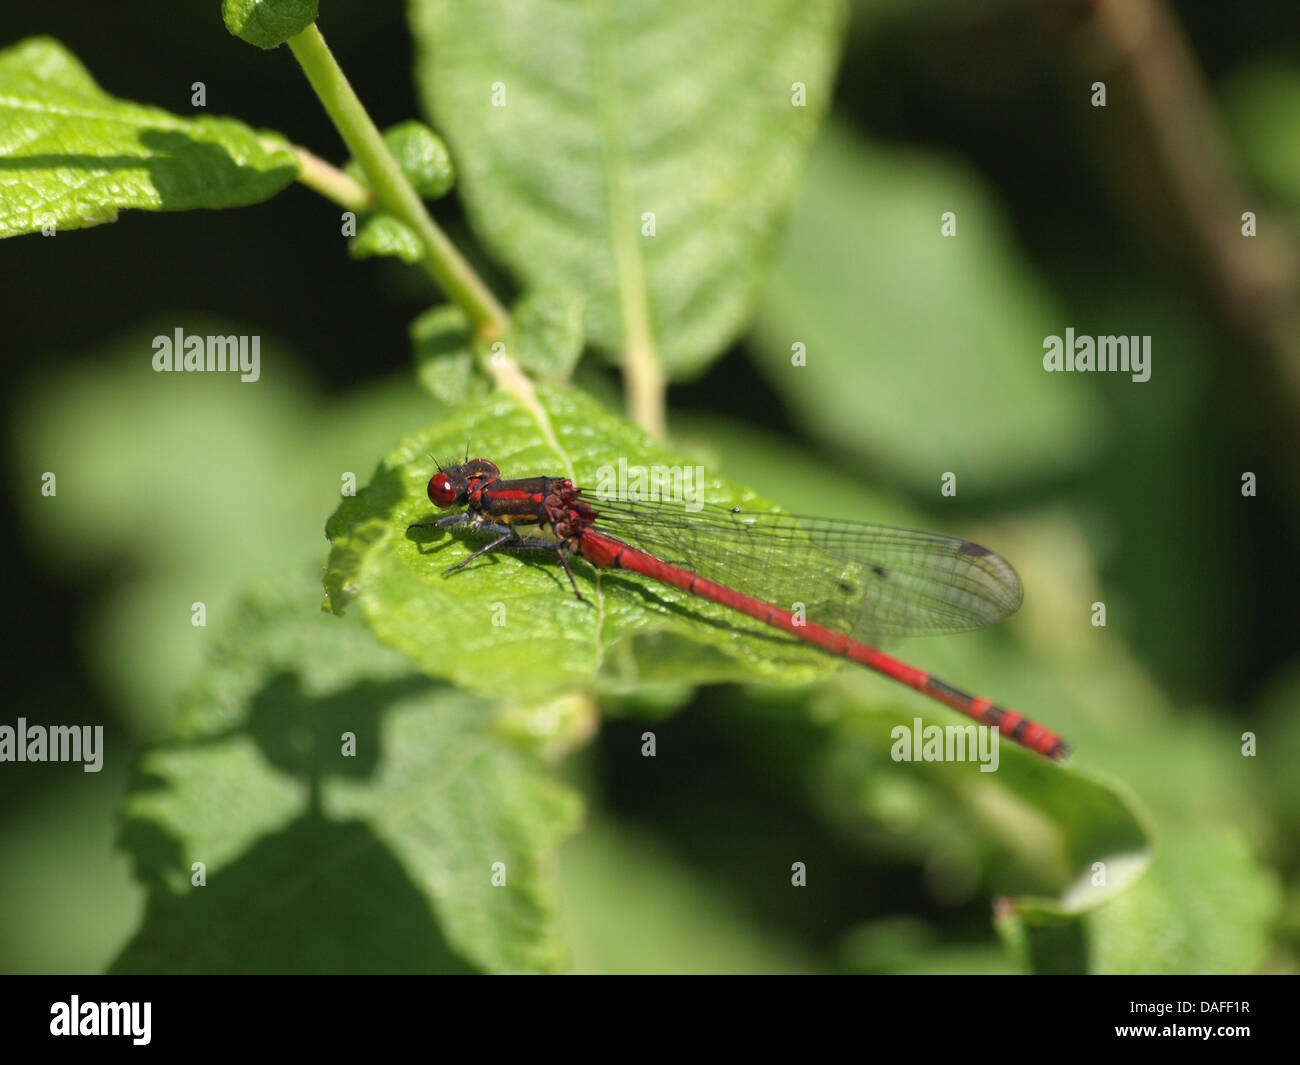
left=555, top=547, right=586, bottom=603
left=441, top=522, right=564, bottom=575
left=417, top=512, right=587, bottom=598
left=485, top=529, right=589, bottom=601
left=442, top=531, right=519, bottom=575
left=408, top=512, right=476, bottom=532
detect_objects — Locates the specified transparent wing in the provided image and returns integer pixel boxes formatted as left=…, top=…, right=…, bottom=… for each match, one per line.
left=582, top=496, right=1022, bottom=642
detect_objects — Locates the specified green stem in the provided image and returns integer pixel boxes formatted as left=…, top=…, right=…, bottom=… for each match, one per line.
left=264, top=139, right=372, bottom=213
left=623, top=327, right=665, bottom=439
left=286, top=24, right=509, bottom=339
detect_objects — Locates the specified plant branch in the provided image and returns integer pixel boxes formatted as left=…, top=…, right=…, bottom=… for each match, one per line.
left=286, top=23, right=509, bottom=341
left=264, top=138, right=372, bottom=213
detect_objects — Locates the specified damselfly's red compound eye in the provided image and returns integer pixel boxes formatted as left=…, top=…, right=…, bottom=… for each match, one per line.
left=428, top=472, right=458, bottom=507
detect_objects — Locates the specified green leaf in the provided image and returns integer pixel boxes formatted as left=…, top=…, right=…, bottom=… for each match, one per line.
left=0, top=38, right=298, bottom=238
left=350, top=213, right=423, bottom=263
left=409, top=304, right=486, bottom=405
left=114, top=577, right=583, bottom=973
left=345, top=120, right=454, bottom=200
left=411, top=0, right=848, bottom=376
left=343, top=122, right=454, bottom=262
left=384, top=120, right=455, bottom=198
left=325, top=387, right=845, bottom=693
left=978, top=765, right=1152, bottom=921
left=1000, top=828, right=1279, bottom=974
left=509, top=288, right=586, bottom=379
left=410, top=289, right=586, bottom=401
left=222, top=0, right=319, bottom=50
left=750, top=119, right=1101, bottom=492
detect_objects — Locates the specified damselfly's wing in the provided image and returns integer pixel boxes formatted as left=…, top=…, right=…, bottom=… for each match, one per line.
left=583, top=497, right=1022, bottom=642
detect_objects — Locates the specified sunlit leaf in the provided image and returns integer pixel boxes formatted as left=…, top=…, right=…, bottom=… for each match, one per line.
left=411, top=0, right=848, bottom=375
left=0, top=38, right=297, bottom=238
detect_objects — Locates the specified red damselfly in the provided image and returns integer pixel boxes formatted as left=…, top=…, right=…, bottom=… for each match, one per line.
left=411, top=458, right=1069, bottom=761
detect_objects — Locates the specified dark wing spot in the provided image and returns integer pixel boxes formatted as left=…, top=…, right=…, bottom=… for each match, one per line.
left=871, top=564, right=887, bottom=577
left=959, top=541, right=991, bottom=556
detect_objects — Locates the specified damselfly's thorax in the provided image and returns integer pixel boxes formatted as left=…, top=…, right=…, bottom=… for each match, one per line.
left=543, top=479, right=599, bottom=546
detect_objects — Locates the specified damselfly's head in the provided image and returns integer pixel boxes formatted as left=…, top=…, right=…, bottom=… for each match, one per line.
left=427, top=458, right=500, bottom=508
